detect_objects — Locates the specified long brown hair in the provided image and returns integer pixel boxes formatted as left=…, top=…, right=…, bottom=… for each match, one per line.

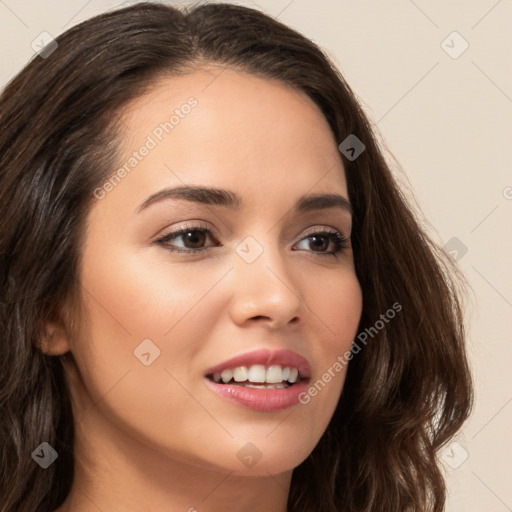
left=0, top=3, right=472, bottom=511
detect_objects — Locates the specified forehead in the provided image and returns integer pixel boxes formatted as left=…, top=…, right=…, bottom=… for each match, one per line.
left=110, top=67, right=347, bottom=208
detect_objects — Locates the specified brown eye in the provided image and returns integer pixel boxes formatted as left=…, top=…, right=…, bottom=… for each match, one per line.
left=157, top=227, right=216, bottom=253
left=177, top=230, right=208, bottom=249
left=306, top=235, right=330, bottom=252
left=294, top=230, right=349, bottom=257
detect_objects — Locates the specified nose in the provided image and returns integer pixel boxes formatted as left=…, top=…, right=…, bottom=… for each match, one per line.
left=227, top=242, right=304, bottom=330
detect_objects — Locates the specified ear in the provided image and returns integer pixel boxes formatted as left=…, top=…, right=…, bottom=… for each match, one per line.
left=38, top=309, right=72, bottom=356
left=39, top=322, right=71, bottom=355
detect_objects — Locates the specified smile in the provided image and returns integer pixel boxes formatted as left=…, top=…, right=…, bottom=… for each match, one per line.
left=204, top=349, right=311, bottom=411
left=207, top=364, right=301, bottom=388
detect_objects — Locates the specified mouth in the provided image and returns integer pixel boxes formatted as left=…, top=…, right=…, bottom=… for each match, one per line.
left=206, top=364, right=304, bottom=389
left=203, top=349, right=311, bottom=412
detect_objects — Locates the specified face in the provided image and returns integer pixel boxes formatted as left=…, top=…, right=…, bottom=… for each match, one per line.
left=62, top=67, right=363, bottom=477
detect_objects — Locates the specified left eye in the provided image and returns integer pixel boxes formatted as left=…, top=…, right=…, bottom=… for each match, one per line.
left=295, top=231, right=349, bottom=255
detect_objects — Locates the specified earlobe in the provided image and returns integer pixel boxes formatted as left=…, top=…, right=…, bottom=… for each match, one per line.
left=38, top=320, right=72, bottom=356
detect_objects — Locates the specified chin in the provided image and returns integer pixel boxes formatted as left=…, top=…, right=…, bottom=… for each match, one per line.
left=215, top=433, right=318, bottom=476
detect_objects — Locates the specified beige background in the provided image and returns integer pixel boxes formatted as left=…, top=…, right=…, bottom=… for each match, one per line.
left=1, top=0, right=511, bottom=510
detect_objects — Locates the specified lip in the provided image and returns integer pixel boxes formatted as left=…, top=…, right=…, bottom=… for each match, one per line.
left=204, top=349, right=311, bottom=412
left=205, top=379, right=310, bottom=412
left=204, top=348, right=311, bottom=378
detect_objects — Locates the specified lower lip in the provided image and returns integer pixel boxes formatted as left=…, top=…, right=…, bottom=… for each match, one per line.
left=205, top=378, right=309, bottom=412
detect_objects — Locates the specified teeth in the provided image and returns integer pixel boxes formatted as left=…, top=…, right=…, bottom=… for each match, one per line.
left=247, top=364, right=266, bottom=383
left=220, top=369, right=233, bottom=383
left=266, top=365, right=283, bottom=383
left=233, top=366, right=248, bottom=382
left=211, top=364, right=301, bottom=385
left=288, top=367, right=298, bottom=383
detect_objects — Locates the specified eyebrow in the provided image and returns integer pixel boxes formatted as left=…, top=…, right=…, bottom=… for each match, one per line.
left=136, top=185, right=353, bottom=216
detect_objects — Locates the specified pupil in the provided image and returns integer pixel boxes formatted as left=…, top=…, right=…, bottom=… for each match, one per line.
left=310, top=235, right=327, bottom=251
left=185, top=230, right=205, bottom=248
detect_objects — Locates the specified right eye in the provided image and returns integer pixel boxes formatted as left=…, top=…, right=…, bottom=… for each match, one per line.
left=156, top=225, right=219, bottom=253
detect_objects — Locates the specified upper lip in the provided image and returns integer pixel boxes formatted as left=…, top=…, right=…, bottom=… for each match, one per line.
left=204, top=349, right=311, bottom=379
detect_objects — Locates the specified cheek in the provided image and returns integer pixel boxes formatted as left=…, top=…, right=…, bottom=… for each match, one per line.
left=298, top=269, right=362, bottom=414
left=72, top=244, right=234, bottom=414
left=69, top=247, right=231, bottom=457
left=79, top=242, right=227, bottom=346
left=307, top=267, right=363, bottom=356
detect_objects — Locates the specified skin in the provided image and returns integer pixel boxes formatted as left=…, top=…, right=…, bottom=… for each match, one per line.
left=46, top=66, right=363, bottom=512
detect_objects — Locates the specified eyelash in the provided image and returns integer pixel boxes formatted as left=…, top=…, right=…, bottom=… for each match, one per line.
left=156, top=223, right=349, bottom=257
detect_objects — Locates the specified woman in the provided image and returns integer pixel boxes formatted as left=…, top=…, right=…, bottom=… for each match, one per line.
left=0, top=3, right=472, bottom=511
